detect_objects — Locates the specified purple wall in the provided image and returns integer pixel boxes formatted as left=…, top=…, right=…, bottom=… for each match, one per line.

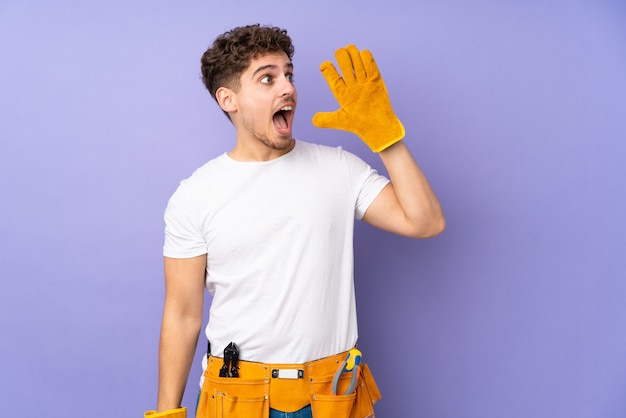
left=1, top=1, right=625, bottom=417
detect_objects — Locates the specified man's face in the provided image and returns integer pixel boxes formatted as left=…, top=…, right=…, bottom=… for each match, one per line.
left=232, top=51, right=297, bottom=153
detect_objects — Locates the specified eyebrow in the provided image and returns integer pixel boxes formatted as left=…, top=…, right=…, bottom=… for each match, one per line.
left=251, top=63, right=294, bottom=79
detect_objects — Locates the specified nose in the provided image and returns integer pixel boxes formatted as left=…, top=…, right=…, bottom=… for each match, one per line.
left=279, top=75, right=296, bottom=97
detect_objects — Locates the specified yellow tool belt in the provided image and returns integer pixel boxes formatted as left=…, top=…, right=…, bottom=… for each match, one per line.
left=196, top=349, right=381, bottom=418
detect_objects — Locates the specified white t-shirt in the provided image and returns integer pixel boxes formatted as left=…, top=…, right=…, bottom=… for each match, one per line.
left=163, top=140, right=389, bottom=364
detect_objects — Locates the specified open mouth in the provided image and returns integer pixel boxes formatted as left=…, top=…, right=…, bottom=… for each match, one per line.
left=273, top=105, right=293, bottom=135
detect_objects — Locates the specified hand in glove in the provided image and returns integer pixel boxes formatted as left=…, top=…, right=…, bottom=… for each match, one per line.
left=312, top=44, right=405, bottom=152
left=144, top=407, right=186, bottom=418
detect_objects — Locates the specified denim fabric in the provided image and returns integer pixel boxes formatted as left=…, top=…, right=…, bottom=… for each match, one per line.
left=269, top=405, right=312, bottom=418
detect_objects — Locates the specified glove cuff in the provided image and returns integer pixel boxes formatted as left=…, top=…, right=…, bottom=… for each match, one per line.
left=144, top=406, right=187, bottom=418
left=366, top=119, right=406, bottom=153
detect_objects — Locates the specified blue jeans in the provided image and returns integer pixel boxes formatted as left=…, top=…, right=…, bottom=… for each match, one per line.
left=269, top=405, right=312, bottom=418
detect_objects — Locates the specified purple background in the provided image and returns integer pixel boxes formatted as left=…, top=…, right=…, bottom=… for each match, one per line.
left=1, top=1, right=625, bottom=417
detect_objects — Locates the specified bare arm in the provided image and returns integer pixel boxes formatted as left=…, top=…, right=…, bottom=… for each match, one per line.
left=157, top=255, right=206, bottom=412
left=362, top=140, right=445, bottom=238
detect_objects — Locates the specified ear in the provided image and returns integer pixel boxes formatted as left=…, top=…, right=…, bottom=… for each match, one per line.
left=215, top=87, right=237, bottom=113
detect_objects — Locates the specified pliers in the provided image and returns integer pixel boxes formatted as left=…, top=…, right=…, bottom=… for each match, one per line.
left=219, top=342, right=239, bottom=378
left=332, top=348, right=362, bottom=395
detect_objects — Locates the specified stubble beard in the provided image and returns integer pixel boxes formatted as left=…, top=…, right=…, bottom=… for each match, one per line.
left=245, top=123, right=293, bottom=151
left=258, top=133, right=293, bottom=150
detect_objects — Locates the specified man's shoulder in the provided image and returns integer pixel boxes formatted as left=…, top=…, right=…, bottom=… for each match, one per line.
left=167, top=154, right=228, bottom=200
left=183, top=153, right=228, bottom=181
left=295, top=140, right=367, bottom=168
left=294, top=139, right=351, bottom=159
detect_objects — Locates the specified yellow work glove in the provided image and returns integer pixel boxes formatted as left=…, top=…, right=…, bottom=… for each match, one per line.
left=312, top=44, right=405, bottom=153
left=144, top=407, right=186, bottom=418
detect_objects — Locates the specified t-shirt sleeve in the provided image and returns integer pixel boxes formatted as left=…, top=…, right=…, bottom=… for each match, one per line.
left=163, top=186, right=208, bottom=258
left=343, top=151, right=390, bottom=220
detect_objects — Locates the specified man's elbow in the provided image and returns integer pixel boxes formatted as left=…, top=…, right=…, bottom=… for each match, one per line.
left=409, top=214, right=446, bottom=239
left=427, top=215, right=446, bottom=238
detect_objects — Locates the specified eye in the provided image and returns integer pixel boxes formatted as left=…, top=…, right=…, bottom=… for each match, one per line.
left=286, top=73, right=294, bottom=83
left=260, top=75, right=272, bottom=84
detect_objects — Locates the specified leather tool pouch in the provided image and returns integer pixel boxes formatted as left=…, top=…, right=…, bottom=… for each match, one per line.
left=196, top=351, right=381, bottom=418
left=196, top=373, right=269, bottom=418
left=310, top=363, right=381, bottom=418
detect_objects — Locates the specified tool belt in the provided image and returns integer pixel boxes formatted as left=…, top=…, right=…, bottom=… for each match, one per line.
left=196, top=349, right=381, bottom=418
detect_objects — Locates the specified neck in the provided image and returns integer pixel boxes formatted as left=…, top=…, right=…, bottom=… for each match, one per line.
left=228, top=137, right=295, bottom=162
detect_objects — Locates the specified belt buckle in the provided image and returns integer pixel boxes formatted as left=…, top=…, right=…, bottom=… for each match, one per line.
left=271, top=369, right=304, bottom=379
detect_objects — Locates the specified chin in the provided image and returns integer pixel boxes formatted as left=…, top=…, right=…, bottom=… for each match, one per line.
left=273, top=135, right=294, bottom=149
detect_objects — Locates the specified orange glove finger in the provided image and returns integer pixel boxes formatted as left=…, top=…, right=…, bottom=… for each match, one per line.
left=345, top=44, right=368, bottom=83
left=360, top=49, right=381, bottom=82
left=319, top=61, right=345, bottom=101
left=334, top=46, right=357, bottom=86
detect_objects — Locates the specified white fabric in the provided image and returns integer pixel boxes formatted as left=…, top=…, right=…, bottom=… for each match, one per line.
left=163, top=140, right=389, bottom=365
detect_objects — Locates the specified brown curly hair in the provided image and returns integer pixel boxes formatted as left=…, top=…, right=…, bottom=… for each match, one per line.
left=200, top=24, right=295, bottom=101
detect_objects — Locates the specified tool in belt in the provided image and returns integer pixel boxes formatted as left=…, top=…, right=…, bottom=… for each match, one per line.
left=332, top=348, right=362, bottom=395
left=219, top=342, right=240, bottom=378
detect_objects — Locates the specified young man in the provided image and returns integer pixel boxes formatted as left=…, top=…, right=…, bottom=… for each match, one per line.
left=146, top=24, right=445, bottom=418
